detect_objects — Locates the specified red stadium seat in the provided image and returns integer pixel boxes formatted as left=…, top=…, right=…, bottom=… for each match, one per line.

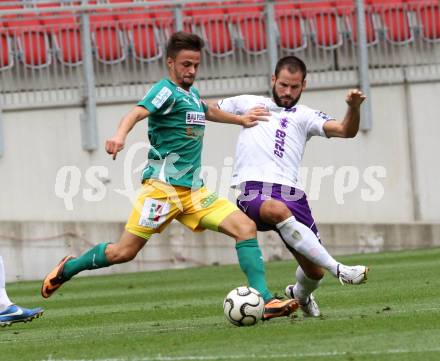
left=115, top=9, right=161, bottom=61
left=275, top=7, right=306, bottom=52
left=412, top=2, right=440, bottom=42
left=335, top=1, right=378, bottom=46
left=368, top=0, right=414, bottom=44
left=141, top=1, right=175, bottom=36
left=33, top=1, right=62, bottom=7
left=298, top=1, right=343, bottom=49
left=41, top=12, right=82, bottom=65
left=185, top=3, right=234, bottom=56
left=274, top=0, right=297, bottom=13
left=200, top=17, right=234, bottom=55
left=0, top=4, right=15, bottom=70
left=90, top=10, right=126, bottom=63
left=0, top=31, right=13, bottom=70
left=106, top=0, right=135, bottom=3
left=127, top=22, right=162, bottom=61
left=227, top=1, right=267, bottom=54
left=3, top=14, right=52, bottom=68
left=0, top=0, right=22, bottom=10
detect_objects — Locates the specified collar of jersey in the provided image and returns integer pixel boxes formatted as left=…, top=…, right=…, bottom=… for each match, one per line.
left=167, top=78, right=192, bottom=95
left=269, top=99, right=296, bottom=113
left=266, top=98, right=297, bottom=113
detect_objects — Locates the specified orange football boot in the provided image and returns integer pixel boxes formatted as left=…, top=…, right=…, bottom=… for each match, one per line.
left=41, top=255, right=75, bottom=298
left=262, top=298, right=299, bottom=320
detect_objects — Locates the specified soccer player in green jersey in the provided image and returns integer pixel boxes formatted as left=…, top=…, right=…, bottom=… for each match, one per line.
left=41, top=32, right=298, bottom=320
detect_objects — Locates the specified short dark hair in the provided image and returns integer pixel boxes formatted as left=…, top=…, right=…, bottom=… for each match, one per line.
left=274, top=56, right=307, bottom=80
left=166, top=31, right=205, bottom=59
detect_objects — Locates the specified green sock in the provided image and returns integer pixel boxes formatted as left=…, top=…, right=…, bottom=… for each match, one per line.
left=63, top=243, right=111, bottom=280
left=235, top=238, right=273, bottom=303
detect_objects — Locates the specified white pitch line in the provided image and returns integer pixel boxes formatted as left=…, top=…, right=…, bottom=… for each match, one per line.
left=40, top=347, right=440, bottom=361
left=2, top=304, right=440, bottom=345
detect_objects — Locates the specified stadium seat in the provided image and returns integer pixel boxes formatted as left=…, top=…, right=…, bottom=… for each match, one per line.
left=41, top=12, right=83, bottom=65
left=115, top=9, right=162, bottom=61
left=3, top=14, right=52, bottom=68
left=298, top=1, right=343, bottom=49
left=0, top=30, right=13, bottom=70
left=411, top=1, right=440, bottom=42
left=184, top=3, right=234, bottom=56
left=90, top=10, right=126, bottom=64
left=0, top=0, right=23, bottom=10
left=335, top=0, right=378, bottom=46
left=368, top=0, right=414, bottom=44
left=144, top=0, right=174, bottom=34
left=32, top=1, right=62, bottom=7
left=227, top=1, right=267, bottom=54
left=275, top=3, right=306, bottom=52
left=32, top=0, right=82, bottom=7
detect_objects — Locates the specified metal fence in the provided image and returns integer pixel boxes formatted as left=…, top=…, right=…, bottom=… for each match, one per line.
left=0, top=0, right=439, bottom=109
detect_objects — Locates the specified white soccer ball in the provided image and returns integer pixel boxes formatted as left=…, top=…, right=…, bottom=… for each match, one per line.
left=223, top=286, right=264, bottom=326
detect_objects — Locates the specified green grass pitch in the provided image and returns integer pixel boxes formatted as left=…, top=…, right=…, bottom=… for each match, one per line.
left=2, top=247, right=440, bottom=361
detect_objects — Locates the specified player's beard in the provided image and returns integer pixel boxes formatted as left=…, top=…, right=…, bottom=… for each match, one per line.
left=177, top=71, right=195, bottom=90
left=181, top=75, right=195, bottom=88
left=272, top=85, right=302, bottom=109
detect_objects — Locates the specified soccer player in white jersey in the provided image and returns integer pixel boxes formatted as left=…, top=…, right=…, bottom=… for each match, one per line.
left=0, top=256, right=43, bottom=326
left=217, top=56, right=368, bottom=317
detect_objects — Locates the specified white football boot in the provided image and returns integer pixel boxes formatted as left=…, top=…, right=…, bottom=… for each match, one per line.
left=337, top=264, right=369, bottom=285
left=284, top=285, right=321, bottom=317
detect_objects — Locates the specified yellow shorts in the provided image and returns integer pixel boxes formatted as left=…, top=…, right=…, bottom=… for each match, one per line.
left=125, top=179, right=239, bottom=240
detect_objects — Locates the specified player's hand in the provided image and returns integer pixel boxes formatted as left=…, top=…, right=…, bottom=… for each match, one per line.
left=346, top=89, right=366, bottom=108
left=105, top=135, right=125, bottom=160
left=240, top=106, right=270, bottom=128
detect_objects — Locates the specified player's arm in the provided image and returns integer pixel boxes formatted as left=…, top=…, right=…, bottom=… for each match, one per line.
left=206, top=103, right=269, bottom=128
left=105, top=106, right=150, bottom=160
left=323, top=89, right=366, bottom=138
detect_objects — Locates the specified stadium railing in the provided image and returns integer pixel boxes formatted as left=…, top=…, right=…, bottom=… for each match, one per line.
left=0, top=0, right=439, bottom=110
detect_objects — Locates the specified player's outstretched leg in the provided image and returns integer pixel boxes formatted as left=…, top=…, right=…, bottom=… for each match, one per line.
left=41, top=232, right=149, bottom=298
left=277, top=216, right=369, bottom=285
left=0, top=305, right=44, bottom=327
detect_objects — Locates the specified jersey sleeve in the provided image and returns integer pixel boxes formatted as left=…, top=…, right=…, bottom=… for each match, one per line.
left=217, top=95, right=249, bottom=115
left=137, top=80, right=175, bottom=115
left=305, top=108, right=335, bottom=138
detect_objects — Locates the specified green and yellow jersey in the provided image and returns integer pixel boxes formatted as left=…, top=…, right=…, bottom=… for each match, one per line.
left=137, top=78, right=208, bottom=188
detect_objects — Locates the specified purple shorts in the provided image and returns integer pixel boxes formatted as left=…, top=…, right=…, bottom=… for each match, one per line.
left=236, top=181, right=320, bottom=240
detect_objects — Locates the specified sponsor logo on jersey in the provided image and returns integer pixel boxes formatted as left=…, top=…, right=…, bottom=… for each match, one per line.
left=151, top=87, right=172, bottom=109
left=139, top=199, right=170, bottom=228
left=186, top=127, right=204, bottom=139
left=315, top=110, right=331, bottom=121
left=200, top=192, right=219, bottom=208
left=274, top=128, right=286, bottom=158
left=186, top=111, right=206, bottom=125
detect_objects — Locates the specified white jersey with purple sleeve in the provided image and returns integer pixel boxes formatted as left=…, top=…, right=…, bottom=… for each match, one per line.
left=217, top=95, right=334, bottom=189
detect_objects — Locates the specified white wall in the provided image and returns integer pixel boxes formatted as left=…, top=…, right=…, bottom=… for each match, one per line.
left=1, top=81, right=435, bottom=223
left=407, top=83, right=440, bottom=221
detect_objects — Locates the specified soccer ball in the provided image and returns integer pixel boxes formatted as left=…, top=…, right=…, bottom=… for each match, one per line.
left=223, top=286, right=264, bottom=326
